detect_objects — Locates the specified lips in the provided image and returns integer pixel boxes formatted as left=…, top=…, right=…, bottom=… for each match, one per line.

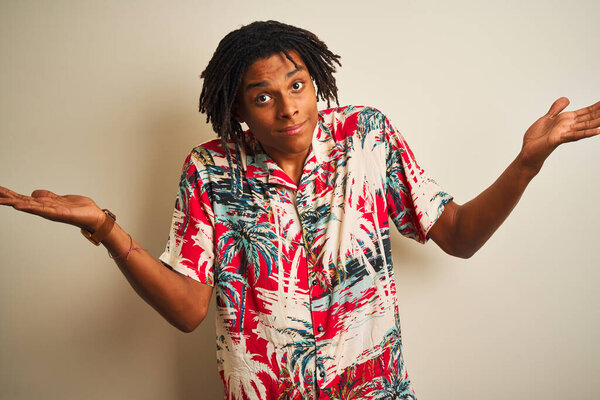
left=278, top=120, right=306, bottom=136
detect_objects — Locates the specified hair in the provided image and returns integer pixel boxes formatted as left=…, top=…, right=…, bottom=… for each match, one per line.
left=199, top=20, right=342, bottom=146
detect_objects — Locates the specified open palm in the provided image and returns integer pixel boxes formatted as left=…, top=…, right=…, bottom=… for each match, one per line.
left=0, top=187, right=104, bottom=232
left=520, top=97, right=600, bottom=172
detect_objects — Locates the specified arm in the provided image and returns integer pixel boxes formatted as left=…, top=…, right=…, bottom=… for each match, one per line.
left=0, top=187, right=212, bottom=332
left=429, top=97, right=600, bottom=258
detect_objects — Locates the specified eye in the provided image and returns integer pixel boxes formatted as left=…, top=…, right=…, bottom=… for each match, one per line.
left=292, top=81, right=304, bottom=91
left=255, top=94, right=272, bottom=104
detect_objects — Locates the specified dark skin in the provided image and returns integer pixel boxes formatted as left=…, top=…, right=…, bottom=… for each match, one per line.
left=0, top=187, right=212, bottom=332
left=233, top=51, right=318, bottom=185
left=429, top=96, right=600, bottom=257
left=1, top=52, right=599, bottom=332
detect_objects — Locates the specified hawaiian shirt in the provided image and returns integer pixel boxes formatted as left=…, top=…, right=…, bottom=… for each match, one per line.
left=159, top=105, right=452, bottom=400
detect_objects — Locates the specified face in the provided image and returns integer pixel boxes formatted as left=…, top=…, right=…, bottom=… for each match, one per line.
left=234, top=50, right=318, bottom=167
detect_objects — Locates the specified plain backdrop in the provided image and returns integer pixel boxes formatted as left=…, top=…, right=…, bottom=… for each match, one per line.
left=1, top=1, right=599, bottom=399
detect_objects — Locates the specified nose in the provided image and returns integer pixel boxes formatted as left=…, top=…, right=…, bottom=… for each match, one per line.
left=277, top=93, right=298, bottom=119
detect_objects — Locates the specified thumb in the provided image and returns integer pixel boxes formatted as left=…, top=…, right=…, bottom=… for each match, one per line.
left=31, top=189, right=60, bottom=199
left=546, top=97, right=570, bottom=118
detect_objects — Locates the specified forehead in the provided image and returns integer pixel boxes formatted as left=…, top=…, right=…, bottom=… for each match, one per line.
left=242, top=50, right=307, bottom=82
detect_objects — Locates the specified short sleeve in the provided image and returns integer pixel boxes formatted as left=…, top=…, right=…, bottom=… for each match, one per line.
left=384, top=118, right=453, bottom=243
left=159, top=152, right=216, bottom=286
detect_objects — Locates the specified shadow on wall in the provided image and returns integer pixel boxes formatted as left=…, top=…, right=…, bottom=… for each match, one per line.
left=134, top=87, right=223, bottom=399
left=173, top=296, right=223, bottom=399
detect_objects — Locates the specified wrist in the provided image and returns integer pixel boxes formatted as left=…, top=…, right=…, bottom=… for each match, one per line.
left=514, top=151, right=542, bottom=181
left=89, top=207, right=108, bottom=232
left=81, top=209, right=116, bottom=246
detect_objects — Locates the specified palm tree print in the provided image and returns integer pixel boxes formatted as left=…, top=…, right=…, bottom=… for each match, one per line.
left=174, top=160, right=201, bottom=236
left=215, top=268, right=247, bottom=326
left=367, top=329, right=416, bottom=400
left=217, top=217, right=281, bottom=332
left=160, top=105, right=452, bottom=398
left=322, top=362, right=372, bottom=399
left=369, top=375, right=415, bottom=400
left=218, top=217, right=279, bottom=281
left=280, top=316, right=330, bottom=383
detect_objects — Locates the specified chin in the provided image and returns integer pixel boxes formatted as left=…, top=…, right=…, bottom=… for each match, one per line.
left=293, top=134, right=313, bottom=151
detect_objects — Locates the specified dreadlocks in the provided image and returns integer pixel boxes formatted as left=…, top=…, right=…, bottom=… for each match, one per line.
left=199, top=20, right=342, bottom=146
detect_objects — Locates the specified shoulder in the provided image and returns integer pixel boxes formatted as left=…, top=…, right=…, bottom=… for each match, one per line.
left=319, top=105, right=388, bottom=121
left=187, top=138, right=226, bottom=168
left=318, top=105, right=393, bottom=141
left=186, top=134, right=252, bottom=171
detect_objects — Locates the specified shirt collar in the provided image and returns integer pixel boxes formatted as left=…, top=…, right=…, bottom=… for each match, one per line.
left=311, top=115, right=332, bottom=166
left=241, top=116, right=333, bottom=190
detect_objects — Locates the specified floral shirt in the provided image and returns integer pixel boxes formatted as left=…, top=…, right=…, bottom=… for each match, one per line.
left=159, top=105, right=452, bottom=399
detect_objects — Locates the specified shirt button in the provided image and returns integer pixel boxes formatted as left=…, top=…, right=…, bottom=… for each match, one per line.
left=318, top=325, right=324, bottom=333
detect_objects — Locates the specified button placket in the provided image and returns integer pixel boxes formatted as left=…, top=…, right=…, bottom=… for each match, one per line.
left=295, top=183, right=328, bottom=389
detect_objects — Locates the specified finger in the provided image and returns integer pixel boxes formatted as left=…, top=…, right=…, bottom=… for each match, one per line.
left=0, top=197, right=22, bottom=206
left=0, top=186, right=26, bottom=199
left=0, top=195, right=40, bottom=208
left=572, top=116, right=600, bottom=131
left=575, top=100, right=600, bottom=121
left=564, top=128, right=600, bottom=142
left=31, top=189, right=60, bottom=199
left=11, top=199, right=62, bottom=218
left=1, top=197, right=40, bottom=211
left=1, top=192, right=56, bottom=207
left=547, top=97, right=570, bottom=118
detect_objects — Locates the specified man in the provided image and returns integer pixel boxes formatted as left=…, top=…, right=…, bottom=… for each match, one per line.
left=1, top=20, right=598, bottom=399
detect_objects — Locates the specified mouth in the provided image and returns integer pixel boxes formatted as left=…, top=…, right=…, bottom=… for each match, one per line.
left=277, top=120, right=306, bottom=136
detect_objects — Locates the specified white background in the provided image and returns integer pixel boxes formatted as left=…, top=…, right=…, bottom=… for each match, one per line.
left=1, top=0, right=598, bottom=399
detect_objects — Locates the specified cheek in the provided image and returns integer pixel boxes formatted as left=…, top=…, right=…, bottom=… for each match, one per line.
left=301, top=91, right=318, bottom=111
left=247, top=112, right=275, bottom=135
left=257, top=113, right=275, bottom=128
left=242, top=106, right=262, bottom=124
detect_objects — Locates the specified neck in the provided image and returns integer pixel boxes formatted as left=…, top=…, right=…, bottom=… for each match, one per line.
left=262, top=146, right=310, bottom=187
left=280, top=161, right=304, bottom=186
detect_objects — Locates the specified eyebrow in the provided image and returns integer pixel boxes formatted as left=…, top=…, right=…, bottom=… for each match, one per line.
left=244, top=66, right=305, bottom=92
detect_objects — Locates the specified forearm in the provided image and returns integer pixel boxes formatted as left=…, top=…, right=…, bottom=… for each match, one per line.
left=431, top=97, right=600, bottom=258
left=101, top=223, right=206, bottom=332
left=0, top=185, right=207, bottom=331
left=447, top=154, right=538, bottom=257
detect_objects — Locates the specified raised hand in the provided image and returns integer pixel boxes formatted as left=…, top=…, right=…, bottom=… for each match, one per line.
left=0, top=186, right=105, bottom=232
left=519, top=97, right=600, bottom=174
